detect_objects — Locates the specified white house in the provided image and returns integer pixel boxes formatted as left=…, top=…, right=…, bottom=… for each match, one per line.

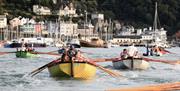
left=77, top=23, right=95, bottom=37
left=91, top=13, right=104, bottom=20
left=58, top=3, right=77, bottom=17
left=0, top=15, right=7, bottom=28
left=28, top=18, right=36, bottom=24
left=60, top=22, right=78, bottom=36
left=20, top=18, right=29, bottom=25
left=33, top=5, right=51, bottom=15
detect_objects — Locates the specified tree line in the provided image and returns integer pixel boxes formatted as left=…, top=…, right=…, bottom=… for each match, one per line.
left=0, top=0, right=180, bottom=35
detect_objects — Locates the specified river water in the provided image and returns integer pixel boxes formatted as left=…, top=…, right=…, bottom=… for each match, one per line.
left=0, top=47, right=180, bottom=91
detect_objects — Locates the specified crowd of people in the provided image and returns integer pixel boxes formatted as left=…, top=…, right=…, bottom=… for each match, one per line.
left=120, top=43, right=142, bottom=59
left=143, top=45, right=167, bottom=56
left=119, top=43, right=168, bottom=59
left=17, top=39, right=35, bottom=52
left=58, top=45, right=89, bottom=62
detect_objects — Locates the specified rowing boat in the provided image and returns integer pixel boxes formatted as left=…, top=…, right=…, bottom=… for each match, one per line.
left=48, top=61, right=96, bottom=79
left=112, top=58, right=149, bottom=70
left=16, top=51, right=37, bottom=58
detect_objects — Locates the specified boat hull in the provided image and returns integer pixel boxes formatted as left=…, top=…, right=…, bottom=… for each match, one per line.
left=71, top=44, right=81, bottom=48
left=113, top=58, right=149, bottom=70
left=80, top=40, right=105, bottom=48
left=6, top=43, right=46, bottom=48
left=48, top=62, right=96, bottom=79
left=16, top=51, right=37, bottom=58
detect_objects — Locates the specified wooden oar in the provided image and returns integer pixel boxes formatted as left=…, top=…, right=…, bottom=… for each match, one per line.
left=92, top=57, right=120, bottom=62
left=31, top=52, right=60, bottom=56
left=108, top=82, right=180, bottom=91
left=87, top=61, right=123, bottom=77
left=47, top=50, right=59, bottom=53
left=163, top=49, right=175, bottom=54
left=143, top=57, right=180, bottom=65
left=0, top=51, right=16, bottom=55
left=29, top=58, right=61, bottom=77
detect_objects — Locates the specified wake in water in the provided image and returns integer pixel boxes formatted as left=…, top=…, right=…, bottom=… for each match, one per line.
left=124, top=71, right=139, bottom=78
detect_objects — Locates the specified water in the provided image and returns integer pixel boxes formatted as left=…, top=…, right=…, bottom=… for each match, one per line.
left=0, top=47, right=180, bottom=91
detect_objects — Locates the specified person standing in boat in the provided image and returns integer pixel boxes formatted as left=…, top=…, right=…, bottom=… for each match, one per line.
left=127, top=43, right=140, bottom=58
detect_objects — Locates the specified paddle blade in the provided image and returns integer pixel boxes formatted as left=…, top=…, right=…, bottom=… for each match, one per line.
left=108, top=82, right=180, bottom=91
left=88, top=61, right=123, bottom=77
left=143, top=57, right=180, bottom=65
left=98, top=66, right=122, bottom=77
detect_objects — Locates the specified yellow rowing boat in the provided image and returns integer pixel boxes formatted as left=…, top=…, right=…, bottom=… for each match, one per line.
left=48, top=62, right=96, bottom=79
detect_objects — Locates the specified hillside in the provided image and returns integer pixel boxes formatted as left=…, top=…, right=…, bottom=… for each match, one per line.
left=0, top=0, right=180, bottom=35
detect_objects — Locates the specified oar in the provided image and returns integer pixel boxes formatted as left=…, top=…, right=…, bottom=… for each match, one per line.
left=143, top=57, right=180, bottom=65
left=29, top=58, right=61, bottom=77
left=0, top=51, right=16, bottom=55
left=108, top=82, right=180, bottom=91
left=163, top=49, right=175, bottom=54
left=47, top=50, right=59, bottom=53
left=92, top=57, right=120, bottom=62
left=87, top=61, right=123, bottom=77
left=31, top=52, right=60, bottom=56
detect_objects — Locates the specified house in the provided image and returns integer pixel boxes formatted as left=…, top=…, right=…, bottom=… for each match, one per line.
left=58, top=3, right=77, bottom=17
left=0, top=15, right=7, bottom=28
left=91, top=13, right=104, bottom=20
left=33, top=5, right=51, bottom=15
left=77, top=23, right=95, bottom=37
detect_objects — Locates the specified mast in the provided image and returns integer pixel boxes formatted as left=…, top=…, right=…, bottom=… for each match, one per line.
left=153, top=2, right=158, bottom=32
left=153, top=2, right=161, bottom=32
left=84, top=10, right=87, bottom=41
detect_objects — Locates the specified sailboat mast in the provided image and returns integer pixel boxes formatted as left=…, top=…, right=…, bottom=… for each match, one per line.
left=153, top=2, right=158, bottom=31
left=84, top=10, right=87, bottom=41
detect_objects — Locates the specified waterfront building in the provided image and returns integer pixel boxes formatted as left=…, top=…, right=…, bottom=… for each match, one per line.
left=47, top=21, right=78, bottom=41
left=20, top=21, right=47, bottom=37
left=77, top=23, right=96, bottom=40
left=0, top=15, right=7, bottom=40
left=0, top=15, right=7, bottom=28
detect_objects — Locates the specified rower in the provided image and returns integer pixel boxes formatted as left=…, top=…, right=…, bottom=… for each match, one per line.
left=74, top=50, right=88, bottom=62
left=67, top=45, right=78, bottom=61
left=127, top=43, right=139, bottom=58
left=153, top=45, right=162, bottom=56
left=61, top=48, right=70, bottom=62
left=120, top=49, right=128, bottom=59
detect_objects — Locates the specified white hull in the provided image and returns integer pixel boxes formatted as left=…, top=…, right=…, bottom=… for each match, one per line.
left=113, top=59, right=149, bottom=70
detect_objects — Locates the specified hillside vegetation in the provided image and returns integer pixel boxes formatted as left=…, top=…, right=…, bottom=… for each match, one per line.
left=0, top=0, right=180, bottom=35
